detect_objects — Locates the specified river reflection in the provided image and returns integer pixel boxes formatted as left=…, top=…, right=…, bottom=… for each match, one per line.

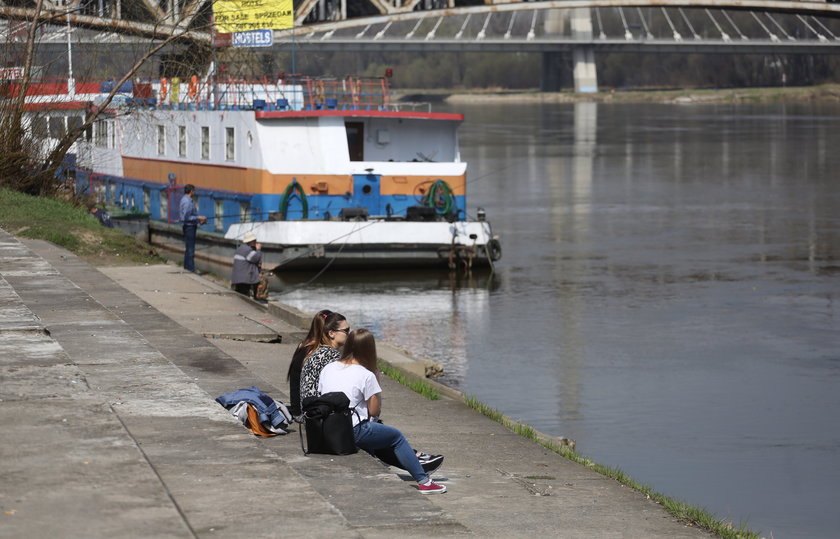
left=273, top=101, right=840, bottom=539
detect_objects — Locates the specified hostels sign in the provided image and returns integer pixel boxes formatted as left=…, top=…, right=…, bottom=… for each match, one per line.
left=212, top=0, right=293, bottom=33
left=232, top=29, right=273, bottom=47
left=0, top=66, right=25, bottom=80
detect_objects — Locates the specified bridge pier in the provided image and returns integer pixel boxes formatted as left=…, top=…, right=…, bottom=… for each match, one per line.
left=570, top=8, right=598, bottom=93
left=540, top=8, right=598, bottom=93
left=572, top=46, right=598, bottom=93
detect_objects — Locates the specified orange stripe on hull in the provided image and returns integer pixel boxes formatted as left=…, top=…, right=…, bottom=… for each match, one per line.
left=122, top=157, right=465, bottom=196
left=380, top=174, right=466, bottom=196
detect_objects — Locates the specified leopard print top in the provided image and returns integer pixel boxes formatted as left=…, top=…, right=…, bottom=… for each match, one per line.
left=300, top=345, right=341, bottom=401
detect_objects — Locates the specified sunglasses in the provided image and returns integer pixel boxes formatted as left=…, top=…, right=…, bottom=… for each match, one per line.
left=334, top=327, right=350, bottom=334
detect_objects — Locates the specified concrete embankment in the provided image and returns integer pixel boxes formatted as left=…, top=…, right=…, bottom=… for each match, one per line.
left=395, top=83, right=840, bottom=105
left=0, top=228, right=712, bottom=538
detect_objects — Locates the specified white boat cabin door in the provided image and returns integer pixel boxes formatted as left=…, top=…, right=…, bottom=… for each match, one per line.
left=346, top=121, right=364, bottom=161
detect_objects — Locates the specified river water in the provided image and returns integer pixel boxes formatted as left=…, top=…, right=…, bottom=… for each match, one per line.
left=273, top=101, right=840, bottom=538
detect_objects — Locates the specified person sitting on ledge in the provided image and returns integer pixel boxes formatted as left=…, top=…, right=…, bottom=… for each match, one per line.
left=289, top=311, right=443, bottom=472
left=318, top=328, right=447, bottom=494
left=287, top=309, right=334, bottom=417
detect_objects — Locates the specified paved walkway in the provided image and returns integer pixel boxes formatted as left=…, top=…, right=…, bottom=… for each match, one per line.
left=0, top=228, right=712, bottom=538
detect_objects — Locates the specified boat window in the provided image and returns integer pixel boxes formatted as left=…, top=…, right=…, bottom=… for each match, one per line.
left=157, top=125, right=165, bottom=155
left=109, top=120, right=116, bottom=149
left=178, top=125, right=187, bottom=157
left=225, top=127, right=235, bottom=161
left=345, top=122, right=364, bottom=161
left=95, top=120, right=108, bottom=148
left=49, top=117, right=65, bottom=138
left=142, top=188, right=150, bottom=213
left=201, top=126, right=210, bottom=160
left=240, top=202, right=251, bottom=223
left=84, top=124, right=92, bottom=142
left=31, top=117, right=47, bottom=138
left=67, top=116, right=83, bottom=135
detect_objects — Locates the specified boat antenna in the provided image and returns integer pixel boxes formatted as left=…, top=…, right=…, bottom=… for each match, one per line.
left=66, top=9, right=75, bottom=96
left=291, top=25, right=297, bottom=75
left=210, top=14, right=218, bottom=104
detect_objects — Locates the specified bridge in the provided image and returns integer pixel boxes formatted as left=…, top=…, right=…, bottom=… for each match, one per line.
left=2, top=0, right=840, bottom=92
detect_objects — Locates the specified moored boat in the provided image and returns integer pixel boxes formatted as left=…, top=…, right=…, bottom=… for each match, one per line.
left=11, top=74, right=501, bottom=270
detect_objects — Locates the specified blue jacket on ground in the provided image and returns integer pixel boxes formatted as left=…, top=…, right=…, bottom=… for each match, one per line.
left=216, top=386, right=289, bottom=430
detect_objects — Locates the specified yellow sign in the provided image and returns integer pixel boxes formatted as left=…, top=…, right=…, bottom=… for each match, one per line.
left=213, top=0, right=293, bottom=33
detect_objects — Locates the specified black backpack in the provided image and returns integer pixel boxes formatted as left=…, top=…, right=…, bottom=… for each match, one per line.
left=299, top=392, right=358, bottom=455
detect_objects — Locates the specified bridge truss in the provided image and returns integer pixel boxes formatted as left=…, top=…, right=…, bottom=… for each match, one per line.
left=2, top=0, right=840, bottom=91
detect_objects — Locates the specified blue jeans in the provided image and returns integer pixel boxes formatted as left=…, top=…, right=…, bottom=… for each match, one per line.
left=354, top=421, right=428, bottom=483
left=182, top=224, right=197, bottom=272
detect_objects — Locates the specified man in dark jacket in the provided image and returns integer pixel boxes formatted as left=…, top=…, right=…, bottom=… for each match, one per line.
left=231, top=231, right=264, bottom=301
left=89, top=205, right=114, bottom=228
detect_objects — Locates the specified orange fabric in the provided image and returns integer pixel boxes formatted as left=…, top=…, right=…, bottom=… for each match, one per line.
left=244, top=404, right=279, bottom=437
left=187, top=75, right=198, bottom=99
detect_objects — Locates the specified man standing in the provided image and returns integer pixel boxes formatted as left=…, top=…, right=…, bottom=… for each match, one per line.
left=231, top=232, right=264, bottom=301
left=179, top=184, right=206, bottom=272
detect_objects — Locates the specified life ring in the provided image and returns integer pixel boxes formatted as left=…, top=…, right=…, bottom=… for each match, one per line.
left=487, top=238, right=502, bottom=261
left=187, top=75, right=198, bottom=101
left=159, top=77, right=169, bottom=101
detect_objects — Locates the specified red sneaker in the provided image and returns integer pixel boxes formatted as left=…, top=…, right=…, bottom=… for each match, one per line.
left=417, top=480, right=447, bottom=495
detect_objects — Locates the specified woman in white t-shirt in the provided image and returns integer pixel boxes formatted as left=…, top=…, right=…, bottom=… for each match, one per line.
left=318, top=329, right=447, bottom=495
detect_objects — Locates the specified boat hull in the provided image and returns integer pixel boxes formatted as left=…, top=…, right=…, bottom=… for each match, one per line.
left=149, top=219, right=499, bottom=270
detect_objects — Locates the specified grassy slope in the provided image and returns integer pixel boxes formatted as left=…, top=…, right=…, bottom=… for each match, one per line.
left=0, top=188, right=161, bottom=265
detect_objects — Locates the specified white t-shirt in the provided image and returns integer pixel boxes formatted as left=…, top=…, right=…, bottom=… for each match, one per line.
left=318, top=362, right=382, bottom=426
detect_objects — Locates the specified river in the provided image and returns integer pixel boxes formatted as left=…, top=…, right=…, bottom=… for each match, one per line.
left=273, top=101, right=840, bottom=538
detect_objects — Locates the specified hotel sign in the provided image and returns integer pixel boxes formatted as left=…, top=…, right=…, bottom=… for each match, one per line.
left=0, top=66, right=26, bottom=80
left=232, top=29, right=274, bottom=48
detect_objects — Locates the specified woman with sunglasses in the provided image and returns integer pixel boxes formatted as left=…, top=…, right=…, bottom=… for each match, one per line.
left=318, top=329, right=447, bottom=494
left=287, top=309, right=335, bottom=416
left=293, top=311, right=350, bottom=411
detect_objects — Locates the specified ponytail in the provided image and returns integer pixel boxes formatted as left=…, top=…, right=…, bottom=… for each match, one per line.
left=287, top=309, right=332, bottom=381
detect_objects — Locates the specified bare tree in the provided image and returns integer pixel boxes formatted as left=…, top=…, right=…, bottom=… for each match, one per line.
left=0, top=2, right=211, bottom=196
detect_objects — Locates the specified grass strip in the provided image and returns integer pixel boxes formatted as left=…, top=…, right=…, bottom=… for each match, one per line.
left=0, top=187, right=161, bottom=265
left=463, top=395, right=759, bottom=539
left=378, top=361, right=440, bottom=401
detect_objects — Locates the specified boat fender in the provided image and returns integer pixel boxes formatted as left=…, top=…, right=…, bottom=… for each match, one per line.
left=187, top=75, right=198, bottom=101
left=160, top=78, right=169, bottom=101
left=487, top=238, right=502, bottom=262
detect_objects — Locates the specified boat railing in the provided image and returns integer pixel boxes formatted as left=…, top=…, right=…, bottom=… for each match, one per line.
left=4, top=76, right=435, bottom=114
